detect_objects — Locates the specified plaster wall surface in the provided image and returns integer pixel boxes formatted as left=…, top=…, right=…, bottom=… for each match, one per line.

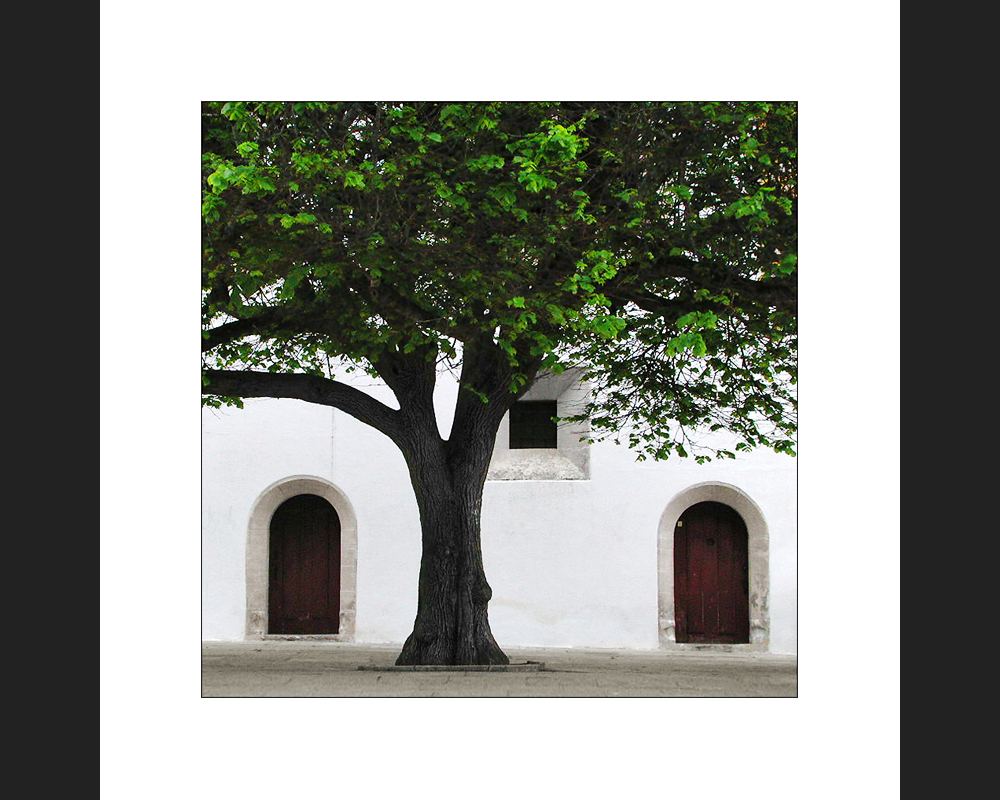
left=201, top=371, right=797, bottom=653
left=202, top=399, right=336, bottom=639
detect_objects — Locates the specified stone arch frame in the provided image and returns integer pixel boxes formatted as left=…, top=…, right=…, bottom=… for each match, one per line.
left=657, top=481, right=770, bottom=651
left=245, top=475, right=358, bottom=639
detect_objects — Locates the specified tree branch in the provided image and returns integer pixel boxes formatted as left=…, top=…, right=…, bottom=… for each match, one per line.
left=448, top=334, right=541, bottom=450
left=202, top=318, right=265, bottom=353
left=202, top=369, right=406, bottom=447
left=604, top=248, right=796, bottom=317
left=644, top=251, right=797, bottom=311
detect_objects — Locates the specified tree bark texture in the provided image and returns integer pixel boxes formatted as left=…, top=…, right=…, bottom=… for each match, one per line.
left=394, top=426, right=509, bottom=666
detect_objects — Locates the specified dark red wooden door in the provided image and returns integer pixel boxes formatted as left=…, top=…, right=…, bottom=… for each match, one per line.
left=268, top=494, right=341, bottom=634
left=674, top=501, right=750, bottom=644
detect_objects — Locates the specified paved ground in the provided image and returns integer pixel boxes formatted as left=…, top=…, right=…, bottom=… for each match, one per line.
left=202, top=640, right=797, bottom=697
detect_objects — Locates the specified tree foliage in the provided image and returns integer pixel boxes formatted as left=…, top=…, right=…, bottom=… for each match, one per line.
left=202, top=101, right=796, bottom=461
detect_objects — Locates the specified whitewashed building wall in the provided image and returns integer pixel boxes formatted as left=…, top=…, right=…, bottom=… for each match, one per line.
left=201, top=370, right=797, bottom=654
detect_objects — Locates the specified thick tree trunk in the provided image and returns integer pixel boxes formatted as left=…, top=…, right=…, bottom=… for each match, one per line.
left=374, top=335, right=539, bottom=666
left=395, top=431, right=509, bottom=666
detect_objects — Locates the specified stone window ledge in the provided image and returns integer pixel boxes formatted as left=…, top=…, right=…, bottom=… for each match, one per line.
left=487, top=450, right=588, bottom=481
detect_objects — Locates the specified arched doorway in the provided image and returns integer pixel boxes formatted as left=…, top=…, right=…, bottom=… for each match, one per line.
left=245, top=476, right=358, bottom=639
left=657, top=482, right=770, bottom=650
left=674, top=501, right=750, bottom=644
left=268, top=494, right=341, bottom=634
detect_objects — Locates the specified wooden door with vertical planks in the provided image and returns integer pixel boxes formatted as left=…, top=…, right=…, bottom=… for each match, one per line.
left=674, top=501, right=750, bottom=644
left=268, top=494, right=341, bottom=634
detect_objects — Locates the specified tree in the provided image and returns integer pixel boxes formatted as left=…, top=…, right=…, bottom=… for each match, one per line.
left=201, top=101, right=797, bottom=665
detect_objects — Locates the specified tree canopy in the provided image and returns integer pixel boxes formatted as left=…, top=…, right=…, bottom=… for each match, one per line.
left=202, top=101, right=796, bottom=462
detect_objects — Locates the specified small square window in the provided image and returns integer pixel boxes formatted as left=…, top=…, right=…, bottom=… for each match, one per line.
left=509, top=401, right=557, bottom=449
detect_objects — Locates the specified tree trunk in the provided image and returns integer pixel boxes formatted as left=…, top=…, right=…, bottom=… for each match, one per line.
left=395, top=429, right=509, bottom=666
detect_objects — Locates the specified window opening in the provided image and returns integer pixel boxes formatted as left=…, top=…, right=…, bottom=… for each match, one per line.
left=509, top=401, right=558, bottom=449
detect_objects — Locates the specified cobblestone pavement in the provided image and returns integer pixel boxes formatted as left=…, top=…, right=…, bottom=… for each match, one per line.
left=201, top=640, right=797, bottom=697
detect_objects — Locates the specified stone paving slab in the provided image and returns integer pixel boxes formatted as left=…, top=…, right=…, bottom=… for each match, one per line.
left=201, top=640, right=797, bottom=697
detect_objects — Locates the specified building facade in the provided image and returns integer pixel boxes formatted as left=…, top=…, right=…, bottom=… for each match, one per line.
left=202, top=370, right=797, bottom=654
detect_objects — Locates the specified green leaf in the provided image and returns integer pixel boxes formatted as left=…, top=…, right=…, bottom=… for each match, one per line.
left=775, top=253, right=797, bottom=275
left=344, top=171, right=366, bottom=189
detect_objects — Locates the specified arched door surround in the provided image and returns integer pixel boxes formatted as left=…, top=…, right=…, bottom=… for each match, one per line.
left=245, top=476, right=358, bottom=639
left=657, top=482, right=769, bottom=650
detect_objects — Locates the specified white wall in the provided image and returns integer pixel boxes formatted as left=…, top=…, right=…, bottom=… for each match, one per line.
left=201, top=371, right=797, bottom=653
left=202, top=398, right=338, bottom=639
